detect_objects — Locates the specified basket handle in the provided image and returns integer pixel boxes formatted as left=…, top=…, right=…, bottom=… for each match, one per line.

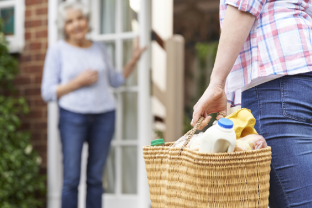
left=178, top=116, right=204, bottom=154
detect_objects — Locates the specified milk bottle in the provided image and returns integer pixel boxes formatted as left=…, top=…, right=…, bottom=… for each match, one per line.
left=199, top=118, right=236, bottom=153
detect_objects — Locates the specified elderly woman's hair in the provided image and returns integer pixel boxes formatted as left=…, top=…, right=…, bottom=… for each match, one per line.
left=56, top=2, right=91, bottom=38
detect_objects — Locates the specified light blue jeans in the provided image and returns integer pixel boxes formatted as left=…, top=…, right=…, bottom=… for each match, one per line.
left=242, top=72, right=312, bottom=208
left=59, top=108, right=115, bottom=208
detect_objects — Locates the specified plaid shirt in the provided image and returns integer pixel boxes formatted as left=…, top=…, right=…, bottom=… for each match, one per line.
left=220, top=0, right=312, bottom=106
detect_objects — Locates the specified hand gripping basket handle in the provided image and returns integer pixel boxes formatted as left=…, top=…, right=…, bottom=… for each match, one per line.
left=178, top=116, right=204, bottom=154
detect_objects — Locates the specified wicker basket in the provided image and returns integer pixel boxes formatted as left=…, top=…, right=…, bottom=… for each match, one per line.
left=143, top=118, right=272, bottom=208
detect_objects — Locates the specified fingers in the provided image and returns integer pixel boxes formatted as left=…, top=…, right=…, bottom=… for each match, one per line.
left=135, top=37, right=140, bottom=49
left=84, top=70, right=98, bottom=85
left=140, top=46, right=147, bottom=53
left=191, top=111, right=200, bottom=127
left=216, top=110, right=227, bottom=120
left=197, top=115, right=212, bottom=130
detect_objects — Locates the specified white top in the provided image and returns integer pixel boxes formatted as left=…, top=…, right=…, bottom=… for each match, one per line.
left=41, top=40, right=125, bottom=114
left=241, top=74, right=285, bottom=92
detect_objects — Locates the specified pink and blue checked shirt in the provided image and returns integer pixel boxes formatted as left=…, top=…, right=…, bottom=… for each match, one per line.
left=220, top=0, right=312, bottom=106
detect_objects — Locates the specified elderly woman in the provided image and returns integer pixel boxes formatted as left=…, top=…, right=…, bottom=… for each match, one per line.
left=192, top=0, right=312, bottom=207
left=41, top=2, right=145, bottom=208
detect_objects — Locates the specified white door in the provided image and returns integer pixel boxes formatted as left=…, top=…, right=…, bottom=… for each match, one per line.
left=47, top=0, right=152, bottom=208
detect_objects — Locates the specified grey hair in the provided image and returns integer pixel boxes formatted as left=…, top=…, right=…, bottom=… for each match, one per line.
left=56, top=2, right=91, bottom=38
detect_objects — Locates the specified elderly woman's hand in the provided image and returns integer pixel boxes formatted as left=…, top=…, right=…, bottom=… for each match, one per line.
left=122, top=38, right=147, bottom=79
left=131, top=38, right=147, bottom=63
left=191, top=83, right=227, bottom=130
left=74, top=69, right=98, bottom=87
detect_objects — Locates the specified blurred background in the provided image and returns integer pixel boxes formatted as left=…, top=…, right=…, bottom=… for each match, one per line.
left=0, top=0, right=239, bottom=207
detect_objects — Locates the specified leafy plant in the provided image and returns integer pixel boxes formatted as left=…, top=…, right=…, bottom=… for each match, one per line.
left=0, top=19, right=45, bottom=208
left=183, top=41, right=219, bottom=133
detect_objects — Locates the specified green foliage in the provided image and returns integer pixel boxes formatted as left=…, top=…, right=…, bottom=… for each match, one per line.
left=183, top=42, right=219, bottom=132
left=195, top=41, right=218, bottom=98
left=0, top=19, right=45, bottom=208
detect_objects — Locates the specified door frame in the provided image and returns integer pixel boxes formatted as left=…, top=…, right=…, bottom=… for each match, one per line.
left=47, top=0, right=151, bottom=207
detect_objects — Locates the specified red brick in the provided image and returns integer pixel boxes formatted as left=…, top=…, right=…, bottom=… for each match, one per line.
left=22, top=65, right=43, bottom=73
left=36, top=8, right=47, bottom=15
left=34, top=75, right=43, bottom=84
left=35, top=53, right=46, bottom=61
left=26, top=110, right=44, bottom=119
left=31, top=99, right=47, bottom=107
left=30, top=42, right=41, bottom=50
left=33, top=122, right=47, bottom=129
left=43, top=42, right=48, bottom=49
left=32, top=143, right=47, bottom=153
left=13, top=76, right=31, bottom=85
left=25, top=10, right=32, bottom=17
left=25, top=20, right=42, bottom=28
left=20, top=123, right=31, bottom=130
left=25, top=88, right=41, bottom=96
left=25, top=32, right=32, bottom=40
left=25, top=0, right=44, bottom=6
left=35, top=30, right=47, bottom=38
left=20, top=54, right=32, bottom=62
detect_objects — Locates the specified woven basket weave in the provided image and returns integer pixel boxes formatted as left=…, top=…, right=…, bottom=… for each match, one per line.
left=143, top=118, right=272, bottom=208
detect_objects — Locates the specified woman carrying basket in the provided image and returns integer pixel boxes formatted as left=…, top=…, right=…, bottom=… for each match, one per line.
left=191, top=0, right=312, bottom=207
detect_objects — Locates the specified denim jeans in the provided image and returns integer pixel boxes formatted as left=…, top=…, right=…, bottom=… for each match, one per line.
left=242, top=72, right=312, bottom=208
left=59, top=108, right=115, bottom=208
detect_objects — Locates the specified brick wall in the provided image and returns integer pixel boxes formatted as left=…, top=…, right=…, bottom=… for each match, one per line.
left=14, top=0, right=48, bottom=178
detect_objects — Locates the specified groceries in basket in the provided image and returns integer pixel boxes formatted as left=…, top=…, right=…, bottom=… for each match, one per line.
left=151, top=138, right=165, bottom=146
left=143, top=108, right=272, bottom=208
left=234, top=134, right=267, bottom=151
left=172, top=108, right=267, bottom=153
left=199, top=118, right=236, bottom=153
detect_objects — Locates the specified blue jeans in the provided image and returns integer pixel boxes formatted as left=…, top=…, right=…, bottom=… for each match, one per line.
left=242, top=72, right=312, bottom=208
left=59, top=108, right=115, bottom=208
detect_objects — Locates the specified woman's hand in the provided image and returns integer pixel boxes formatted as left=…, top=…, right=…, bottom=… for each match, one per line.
left=191, top=83, right=227, bottom=130
left=56, top=69, right=98, bottom=99
left=123, top=38, right=147, bottom=78
left=74, top=69, right=98, bottom=87
left=131, top=39, right=147, bottom=63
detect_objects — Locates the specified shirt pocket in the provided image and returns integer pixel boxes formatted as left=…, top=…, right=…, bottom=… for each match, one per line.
left=281, top=75, right=312, bottom=123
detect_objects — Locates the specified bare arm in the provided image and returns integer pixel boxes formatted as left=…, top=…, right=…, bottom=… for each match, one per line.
left=210, top=5, right=255, bottom=87
left=122, top=39, right=147, bottom=79
left=191, top=5, right=256, bottom=129
left=123, top=58, right=138, bottom=79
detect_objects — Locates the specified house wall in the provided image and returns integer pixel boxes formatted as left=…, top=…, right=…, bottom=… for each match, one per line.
left=15, top=0, right=48, bottom=177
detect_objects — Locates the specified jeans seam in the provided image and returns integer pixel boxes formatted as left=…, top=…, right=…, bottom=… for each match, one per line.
left=255, top=86, right=263, bottom=136
left=271, top=164, right=291, bottom=208
left=256, top=85, right=291, bottom=207
left=280, top=78, right=311, bottom=123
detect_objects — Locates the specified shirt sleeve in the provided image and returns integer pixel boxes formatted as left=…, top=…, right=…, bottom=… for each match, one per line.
left=226, top=0, right=266, bottom=17
left=100, top=43, right=126, bottom=88
left=41, top=45, right=61, bottom=102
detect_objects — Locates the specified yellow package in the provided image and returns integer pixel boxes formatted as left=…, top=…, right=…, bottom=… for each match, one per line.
left=226, top=108, right=258, bottom=139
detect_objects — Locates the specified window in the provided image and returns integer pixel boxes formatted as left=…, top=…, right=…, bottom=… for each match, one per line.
left=94, top=0, right=140, bottom=196
left=0, top=0, right=25, bottom=53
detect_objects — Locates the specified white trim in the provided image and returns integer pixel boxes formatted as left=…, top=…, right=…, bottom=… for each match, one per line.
left=104, top=195, right=138, bottom=208
left=47, top=1, right=62, bottom=208
left=111, top=140, right=139, bottom=146
left=137, top=0, right=152, bottom=208
left=90, top=0, right=100, bottom=35
left=93, top=32, right=138, bottom=42
left=112, top=86, right=139, bottom=93
left=0, top=0, right=25, bottom=53
left=0, top=1, right=15, bottom=7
